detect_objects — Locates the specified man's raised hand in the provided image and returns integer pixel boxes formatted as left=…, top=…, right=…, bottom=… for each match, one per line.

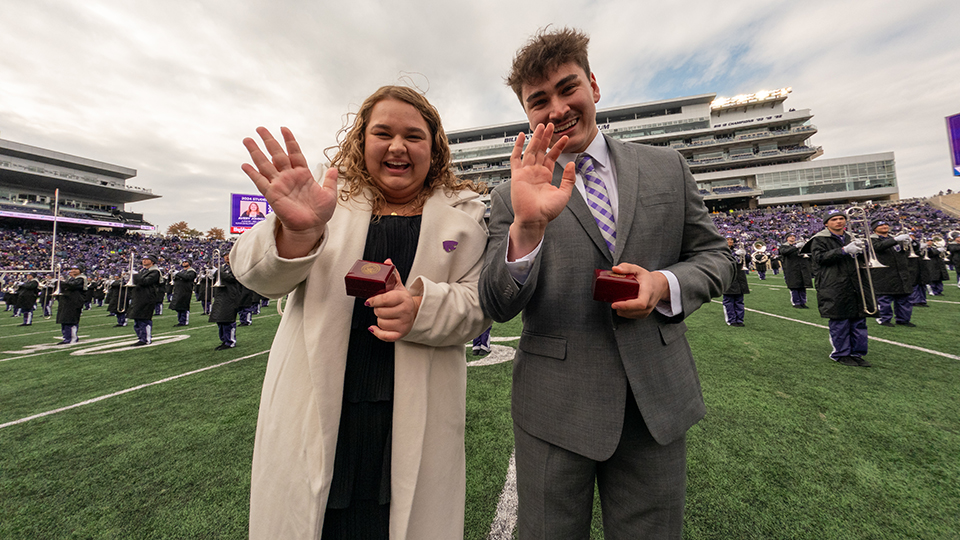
left=507, top=123, right=576, bottom=259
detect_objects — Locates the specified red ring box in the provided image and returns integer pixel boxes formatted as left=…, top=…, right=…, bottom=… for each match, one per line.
left=592, top=269, right=639, bottom=303
left=344, top=260, right=398, bottom=299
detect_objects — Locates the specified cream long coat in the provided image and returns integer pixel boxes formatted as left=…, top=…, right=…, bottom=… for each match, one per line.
left=230, top=187, right=490, bottom=540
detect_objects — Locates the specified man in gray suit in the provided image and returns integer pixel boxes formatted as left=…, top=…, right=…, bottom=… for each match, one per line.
left=479, top=27, right=734, bottom=538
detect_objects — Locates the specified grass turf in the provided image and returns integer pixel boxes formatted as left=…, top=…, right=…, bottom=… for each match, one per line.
left=1, top=276, right=958, bottom=538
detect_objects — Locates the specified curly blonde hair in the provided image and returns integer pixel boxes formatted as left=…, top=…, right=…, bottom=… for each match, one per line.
left=326, top=86, right=484, bottom=214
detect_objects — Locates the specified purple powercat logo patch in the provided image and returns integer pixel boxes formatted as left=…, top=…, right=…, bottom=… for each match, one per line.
left=443, top=241, right=459, bottom=253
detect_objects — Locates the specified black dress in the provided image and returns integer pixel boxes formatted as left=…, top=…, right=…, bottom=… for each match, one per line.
left=322, top=215, right=421, bottom=540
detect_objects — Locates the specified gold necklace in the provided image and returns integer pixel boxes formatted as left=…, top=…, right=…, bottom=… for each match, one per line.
left=386, top=198, right=419, bottom=216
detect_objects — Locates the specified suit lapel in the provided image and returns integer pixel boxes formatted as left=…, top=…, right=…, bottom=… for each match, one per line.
left=554, top=163, right=613, bottom=263
left=605, top=136, right=640, bottom=265
left=554, top=136, right=642, bottom=264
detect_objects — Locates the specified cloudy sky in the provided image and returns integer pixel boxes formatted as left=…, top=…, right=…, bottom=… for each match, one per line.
left=2, top=0, right=959, bottom=234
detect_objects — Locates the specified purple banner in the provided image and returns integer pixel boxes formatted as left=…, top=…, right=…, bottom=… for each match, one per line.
left=948, top=113, right=960, bottom=177
left=231, top=193, right=272, bottom=233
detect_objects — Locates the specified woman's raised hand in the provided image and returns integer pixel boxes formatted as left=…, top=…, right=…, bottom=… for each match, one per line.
left=242, top=126, right=338, bottom=239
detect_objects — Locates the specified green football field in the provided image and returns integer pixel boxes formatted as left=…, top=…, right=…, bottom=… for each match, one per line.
left=2, top=275, right=958, bottom=539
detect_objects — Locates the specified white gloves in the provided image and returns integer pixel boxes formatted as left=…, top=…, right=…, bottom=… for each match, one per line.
left=795, top=241, right=805, bottom=249
left=736, top=249, right=746, bottom=256
left=843, top=241, right=864, bottom=256
left=893, top=234, right=911, bottom=242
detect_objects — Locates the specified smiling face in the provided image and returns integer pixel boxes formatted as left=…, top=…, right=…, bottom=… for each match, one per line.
left=248, top=202, right=259, bottom=213
left=520, top=61, right=600, bottom=154
left=363, top=98, right=433, bottom=204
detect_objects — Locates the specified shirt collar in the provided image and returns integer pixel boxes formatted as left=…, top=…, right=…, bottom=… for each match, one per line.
left=557, top=132, right=610, bottom=171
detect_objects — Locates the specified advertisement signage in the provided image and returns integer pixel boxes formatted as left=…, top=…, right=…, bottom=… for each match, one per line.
left=948, top=113, right=960, bottom=177
left=230, top=193, right=272, bottom=234
left=0, top=210, right=155, bottom=230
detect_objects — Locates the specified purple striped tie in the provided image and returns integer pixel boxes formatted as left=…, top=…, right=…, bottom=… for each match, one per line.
left=576, top=154, right=616, bottom=253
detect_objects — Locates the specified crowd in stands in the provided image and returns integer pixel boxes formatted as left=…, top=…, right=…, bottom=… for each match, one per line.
left=712, top=199, right=960, bottom=250
left=2, top=198, right=958, bottom=280
left=1, top=224, right=232, bottom=279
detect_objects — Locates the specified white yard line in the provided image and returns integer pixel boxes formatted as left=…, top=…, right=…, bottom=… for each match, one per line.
left=487, top=450, right=518, bottom=540
left=0, top=350, right=270, bottom=430
left=712, top=300, right=960, bottom=360
left=0, top=320, right=122, bottom=338
left=0, top=314, right=278, bottom=362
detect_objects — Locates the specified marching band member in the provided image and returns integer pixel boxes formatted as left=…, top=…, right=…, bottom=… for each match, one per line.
left=869, top=220, right=915, bottom=328
left=769, top=251, right=781, bottom=276
left=209, top=253, right=241, bottom=350
left=237, top=280, right=256, bottom=327
left=907, top=234, right=927, bottom=308
left=104, top=274, right=121, bottom=317
left=723, top=237, right=750, bottom=326
left=16, top=273, right=40, bottom=326
left=922, top=238, right=950, bottom=296
left=948, top=234, right=960, bottom=286
left=56, top=264, right=87, bottom=345
left=802, top=209, right=871, bottom=367
left=92, top=276, right=106, bottom=307
left=779, top=234, right=811, bottom=308
left=170, top=260, right=197, bottom=327
left=129, top=254, right=162, bottom=346
left=40, top=276, right=55, bottom=318
left=153, top=262, right=165, bottom=316
left=2, top=280, right=14, bottom=312
left=752, top=245, right=769, bottom=280
left=195, top=268, right=214, bottom=315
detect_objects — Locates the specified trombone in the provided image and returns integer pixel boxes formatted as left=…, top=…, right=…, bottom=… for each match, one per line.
left=844, top=206, right=885, bottom=315
left=117, top=253, right=135, bottom=313
left=51, top=262, right=63, bottom=296
left=211, top=249, right=223, bottom=288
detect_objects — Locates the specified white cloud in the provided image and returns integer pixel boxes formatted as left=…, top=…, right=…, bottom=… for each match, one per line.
left=2, top=0, right=958, bottom=233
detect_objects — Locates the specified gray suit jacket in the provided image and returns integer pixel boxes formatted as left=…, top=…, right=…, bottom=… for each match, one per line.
left=479, top=135, right=734, bottom=460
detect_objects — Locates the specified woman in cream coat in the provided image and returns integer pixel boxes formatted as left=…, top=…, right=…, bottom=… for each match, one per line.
left=232, top=86, right=489, bottom=539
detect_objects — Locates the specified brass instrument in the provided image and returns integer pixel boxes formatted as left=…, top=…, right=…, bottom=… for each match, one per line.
left=751, top=242, right=769, bottom=266
left=931, top=235, right=949, bottom=261
left=736, top=248, right=748, bottom=271
left=51, top=263, right=63, bottom=296
left=117, top=253, right=135, bottom=313
left=212, top=249, right=224, bottom=287
left=844, top=206, right=885, bottom=315
left=894, top=209, right=919, bottom=258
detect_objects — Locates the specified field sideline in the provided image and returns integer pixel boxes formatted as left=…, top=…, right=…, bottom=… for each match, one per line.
left=1, top=275, right=958, bottom=539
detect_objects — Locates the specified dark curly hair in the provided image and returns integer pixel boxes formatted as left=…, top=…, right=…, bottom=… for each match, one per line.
left=506, top=27, right=591, bottom=105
